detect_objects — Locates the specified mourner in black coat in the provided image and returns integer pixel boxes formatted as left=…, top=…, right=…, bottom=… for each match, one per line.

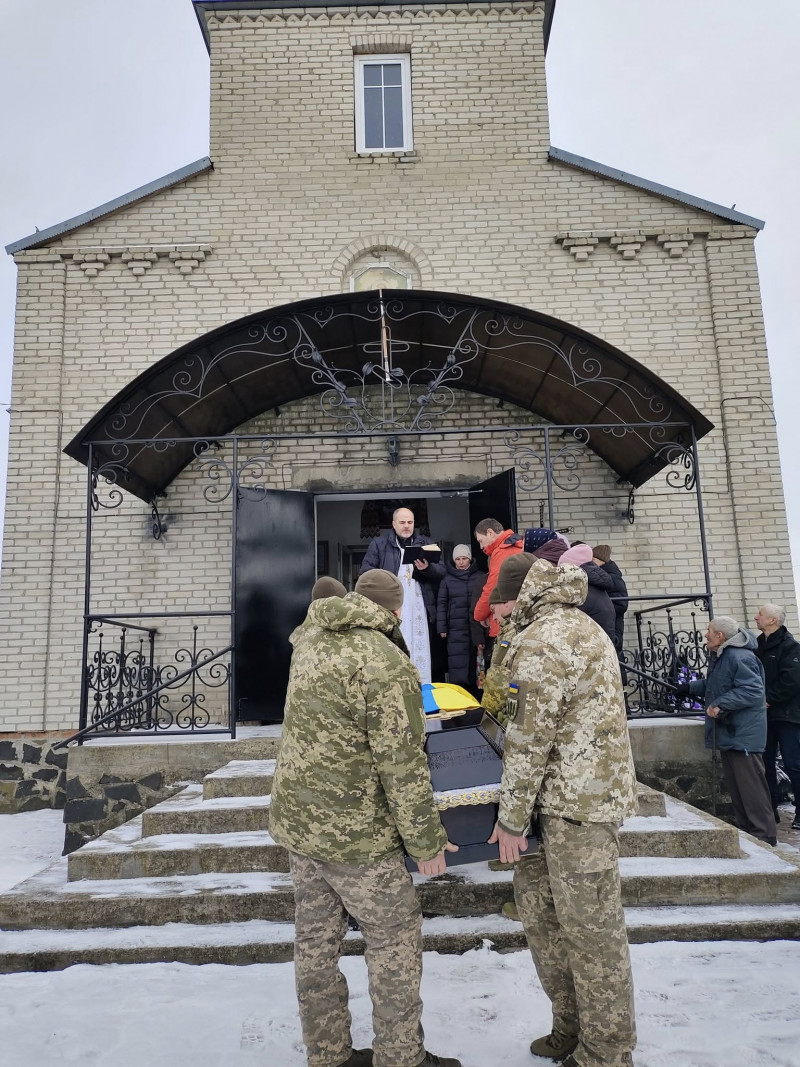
left=755, top=605, right=800, bottom=829
left=593, top=545, right=629, bottom=650
left=559, top=542, right=617, bottom=643
left=360, top=525, right=444, bottom=623
left=437, top=545, right=486, bottom=696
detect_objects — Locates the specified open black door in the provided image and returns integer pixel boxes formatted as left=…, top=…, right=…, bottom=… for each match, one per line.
left=235, top=487, right=315, bottom=722
left=468, top=469, right=518, bottom=570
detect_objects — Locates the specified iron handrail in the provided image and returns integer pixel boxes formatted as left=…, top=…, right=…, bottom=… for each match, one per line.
left=57, top=643, right=234, bottom=750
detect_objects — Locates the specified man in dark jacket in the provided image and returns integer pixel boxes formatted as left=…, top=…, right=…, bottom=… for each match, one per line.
left=679, top=616, right=775, bottom=845
left=755, top=604, right=800, bottom=830
left=360, top=507, right=444, bottom=683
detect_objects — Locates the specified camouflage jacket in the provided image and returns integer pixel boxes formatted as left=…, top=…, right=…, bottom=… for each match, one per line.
left=497, top=560, right=637, bottom=833
left=270, top=591, right=447, bottom=864
left=481, top=621, right=517, bottom=725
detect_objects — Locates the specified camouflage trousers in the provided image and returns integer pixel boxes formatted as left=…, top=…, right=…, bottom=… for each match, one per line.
left=513, top=815, right=636, bottom=1067
left=288, top=850, right=426, bottom=1067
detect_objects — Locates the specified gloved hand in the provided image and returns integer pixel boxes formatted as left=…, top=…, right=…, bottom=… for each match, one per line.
left=673, top=683, right=691, bottom=699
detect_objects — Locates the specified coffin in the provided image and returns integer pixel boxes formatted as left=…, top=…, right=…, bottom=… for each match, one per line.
left=405, top=708, right=538, bottom=871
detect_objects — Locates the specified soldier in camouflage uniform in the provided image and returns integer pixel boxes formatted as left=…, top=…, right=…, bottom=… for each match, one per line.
left=487, top=555, right=637, bottom=1067
left=270, top=568, right=461, bottom=1067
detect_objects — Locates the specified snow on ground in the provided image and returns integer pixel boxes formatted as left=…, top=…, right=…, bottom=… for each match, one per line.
left=0, top=808, right=65, bottom=892
left=2, top=941, right=800, bottom=1066
left=3, top=810, right=800, bottom=1066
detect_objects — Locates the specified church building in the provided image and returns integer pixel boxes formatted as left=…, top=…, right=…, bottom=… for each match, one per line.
left=1, top=0, right=794, bottom=745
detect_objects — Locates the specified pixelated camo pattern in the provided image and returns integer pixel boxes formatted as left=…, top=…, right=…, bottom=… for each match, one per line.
left=270, top=591, right=447, bottom=864
left=497, top=560, right=637, bottom=833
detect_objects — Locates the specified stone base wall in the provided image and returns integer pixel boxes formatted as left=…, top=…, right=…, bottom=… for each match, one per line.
left=629, top=718, right=733, bottom=818
left=63, top=733, right=281, bottom=853
left=0, top=733, right=69, bottom=814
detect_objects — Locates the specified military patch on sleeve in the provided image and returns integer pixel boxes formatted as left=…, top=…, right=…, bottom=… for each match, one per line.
left=506, top=682, right=520, bottom=723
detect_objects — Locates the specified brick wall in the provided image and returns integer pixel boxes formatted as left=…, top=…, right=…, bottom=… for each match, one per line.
left=0, top=1, right=794, bottom=731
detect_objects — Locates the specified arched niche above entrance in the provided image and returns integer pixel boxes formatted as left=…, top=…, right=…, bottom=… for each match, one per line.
left=65, top=290, right=713, bottom=503
left=333, top=235, right=431, bottom=291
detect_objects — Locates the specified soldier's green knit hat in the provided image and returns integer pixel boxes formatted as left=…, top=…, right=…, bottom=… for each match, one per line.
left=355, top=569, right=404, bottom=612
left=311, top=576, right=347, bottom=600
left=489, top=552, right=538, bottom=605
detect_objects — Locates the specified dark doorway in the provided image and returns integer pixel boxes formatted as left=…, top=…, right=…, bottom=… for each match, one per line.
left=234, top=475, right=518, bottom=723
left=234, top=487, right=315, bottom=722
left=468, top=469, right=518, bottom=570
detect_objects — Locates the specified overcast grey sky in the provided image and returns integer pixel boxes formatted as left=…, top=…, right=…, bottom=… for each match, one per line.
left=1, top=0, right=798, bottom=595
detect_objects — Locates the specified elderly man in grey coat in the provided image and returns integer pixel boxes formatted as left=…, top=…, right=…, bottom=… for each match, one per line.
left=678, top=615, right=774, bottom=845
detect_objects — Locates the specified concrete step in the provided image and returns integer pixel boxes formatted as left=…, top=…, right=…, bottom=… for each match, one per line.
left=3, top=903, right=800, bottom=974
left=6, top=835, right=800, bottom=932
left=634, top=785, right=665, bottom=817
left=619, top=797, right=740, bottom=858
left=142, top=778, right=663, bottom=844
left=199, top=759, right=665, bottom=815
left=69, top=824, right=290, bottom=881
left=203, top=759, right=276, bottom=800
left=141, top=786, right=271, bottom=837
left=68, top=797, right=739, bottom=881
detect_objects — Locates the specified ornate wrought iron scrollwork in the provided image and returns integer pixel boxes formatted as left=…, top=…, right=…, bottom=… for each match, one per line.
left=84, top=621, right=230, bottom=734
left=150, top=496, right=167, bottom=540
left=191, top=438, right=278, bottom=503
left=95, top=295, right=687, bottom=448
left=503, top=427, right=589, bottom=493
left=626, top=487, right=635, bottom=525
left=91, top=462, right=130, bottom=511
left=652, top=442, right=696, bottom=491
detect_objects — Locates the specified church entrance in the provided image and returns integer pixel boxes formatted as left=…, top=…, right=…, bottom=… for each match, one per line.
left=234, top=471, right=518, bottom=722
left=63, top=289, right=717, bottom=742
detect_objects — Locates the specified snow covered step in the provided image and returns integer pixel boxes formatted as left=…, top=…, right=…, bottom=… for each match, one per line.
left=4, top=903, right=800, bottom=974
left=0, top=863, right=298, bottom=931
left=7, top=836, right=800, bottom=933
left=619, top=796, right=740, bottom=859
left=68, top=820, right=289, bottom=882
left=69, top=807, right=738, bottom=883
left=141, top=785, right=271, bottom=837
left=202, top=759, right=276, bottom=800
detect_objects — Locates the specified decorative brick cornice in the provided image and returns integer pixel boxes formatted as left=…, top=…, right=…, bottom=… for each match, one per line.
left=206, top=4, right=541, bottom=30
left=57, top=245, right=213, bottom=280
left=169, top=248, right=211, bottom=275
left=609, top=233, right=646, bottom=260
left=555, top=233, right=598, bottom=262
left=656, top=232, right=694, bottom=258
left=72, top=252, right=111, bottom=278
left=556, top=230, right=703, bottom=261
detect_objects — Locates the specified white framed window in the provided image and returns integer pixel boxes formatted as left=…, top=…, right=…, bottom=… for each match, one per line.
left=354, top=54, right=413, bottom=154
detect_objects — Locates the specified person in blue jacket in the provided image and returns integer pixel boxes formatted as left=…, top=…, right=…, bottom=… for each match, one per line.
left=677, top=615, right=775, bottom=845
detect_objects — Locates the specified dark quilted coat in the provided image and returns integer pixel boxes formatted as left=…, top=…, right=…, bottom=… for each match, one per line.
left=436, top=561, right=486, bottom=689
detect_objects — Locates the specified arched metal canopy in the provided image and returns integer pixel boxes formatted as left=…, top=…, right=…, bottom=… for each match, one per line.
left=65, top=289, right=714, bottom=502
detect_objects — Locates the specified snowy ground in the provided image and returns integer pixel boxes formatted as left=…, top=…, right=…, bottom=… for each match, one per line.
left=2, top=810, right=800, bottom=1066
left=0, top=807, right=66, bottom=893
left=2, top=942, right=800, bottom=1066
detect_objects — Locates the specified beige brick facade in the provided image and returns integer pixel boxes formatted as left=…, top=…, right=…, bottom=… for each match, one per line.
left=0, top=1, right=794, bottom=731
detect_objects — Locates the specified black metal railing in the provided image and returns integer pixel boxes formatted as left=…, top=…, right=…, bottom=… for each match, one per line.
left=75, top=613, right=234, bottom=742
left=620, top=596, right=710, bottom=716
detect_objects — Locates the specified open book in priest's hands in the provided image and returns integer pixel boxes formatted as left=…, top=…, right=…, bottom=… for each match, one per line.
left=401, top=544, right=442, bottom=565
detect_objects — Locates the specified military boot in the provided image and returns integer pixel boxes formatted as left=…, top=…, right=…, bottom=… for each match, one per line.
left=418, top=1053, right=463, bottom=1066
left=336, top=1050, right=373, bottom=1067
left=529, top=1030, right=579, bottom=1061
